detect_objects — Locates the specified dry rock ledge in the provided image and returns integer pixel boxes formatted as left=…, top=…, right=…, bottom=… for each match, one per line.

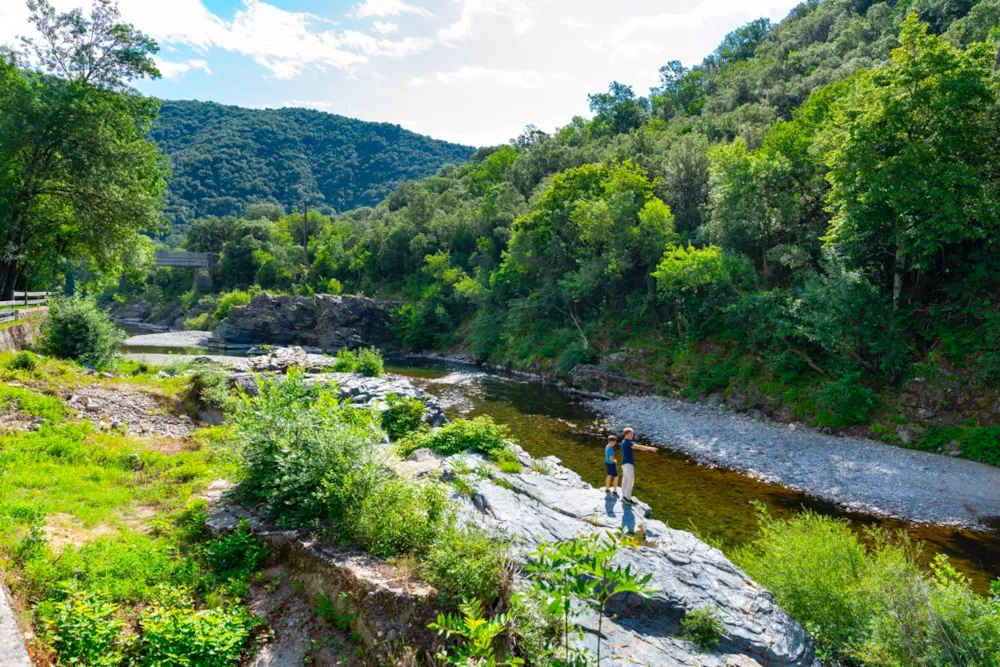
left=589, top=395, right=1000, bottom=530
left=210, top=450, right=814, bottom=666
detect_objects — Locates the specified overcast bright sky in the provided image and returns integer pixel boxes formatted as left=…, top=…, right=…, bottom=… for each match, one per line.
left=1, top=0, right=801, bottom=146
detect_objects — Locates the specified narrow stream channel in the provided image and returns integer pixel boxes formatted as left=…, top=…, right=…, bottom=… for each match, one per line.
left=387, top=361, right=1000, bottom=595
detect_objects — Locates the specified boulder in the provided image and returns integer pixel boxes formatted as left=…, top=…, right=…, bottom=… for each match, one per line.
left=567, top=364, right=653, bottom=396
left=221, top=294, right=394, bottom=351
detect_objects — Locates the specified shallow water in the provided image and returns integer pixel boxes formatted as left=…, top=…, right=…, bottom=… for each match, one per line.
left=388, top=361, right=1000, bottom=594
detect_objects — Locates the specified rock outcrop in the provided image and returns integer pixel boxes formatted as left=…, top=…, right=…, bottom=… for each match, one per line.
left=209, top=448, right=814, bottom=666
left=221, top=294, right=394, bottom=351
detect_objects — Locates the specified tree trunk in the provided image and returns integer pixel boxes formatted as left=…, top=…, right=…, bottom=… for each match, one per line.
left=0, top=261, right=18, bottom=301
left=892, top=238, right=906, bottom=313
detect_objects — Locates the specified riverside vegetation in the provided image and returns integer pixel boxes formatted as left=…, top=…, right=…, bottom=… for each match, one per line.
left=113, top=2, right=1000, bottom=467
left=2, top=301, right=998, bottom=665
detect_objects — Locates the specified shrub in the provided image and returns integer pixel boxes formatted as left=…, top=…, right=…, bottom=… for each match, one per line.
left=345, top=476, right=453, bottom=558
left=39, top=585, right=126, bottom=667
left=382, top=393, right=426, bottom=440
left=214, top=289, right=254, bottom=321
left=332, top=346, right=384, bottom=377
left=40, top=296, right=125, bottom=369
left=202, top=521, right=265, bottom=582
left=8, top=350, right=38, bottom=371
left=424, top=526, right=509, bottom=610
left=681, top=606, right=724, bottom=652
left=137, top=587, right=261, bottom=667
left=733, top=508, right=1000, bottom=664
left=183, top=311, right=215, bottom=331
left=402, top=416, right=512, bottom=462
left=227, top=369, right=382, bottom=524
left=815, top=370, right=876, bottom=427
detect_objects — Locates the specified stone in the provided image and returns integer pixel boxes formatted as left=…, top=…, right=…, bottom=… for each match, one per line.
left=0, top=585, right=31, bottom=667
left=221, top=294, right=395, bottom=351
left=895, top=424, right=927, bottom=445
left=566, top=364, right=653, bottom=396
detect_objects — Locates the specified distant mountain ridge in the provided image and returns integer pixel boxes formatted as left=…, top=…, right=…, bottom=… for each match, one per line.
left=150, top=99, right=475, bottom=228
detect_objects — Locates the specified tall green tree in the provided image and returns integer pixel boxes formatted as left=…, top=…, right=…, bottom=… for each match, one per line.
left=823, top=13, right=1000, bottom=312
left=0, top=0, right=166, bottom=297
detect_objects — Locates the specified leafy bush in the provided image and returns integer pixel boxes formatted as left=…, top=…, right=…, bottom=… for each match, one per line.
left=815, top=371, right=876, bottom=427
left=214, top=289, right=255, bottom=321
left=430, top=599, right=521, bottom=667
left=424, top=526, right=509, bottom=609
left=8, top=350, right=38, bottom=371
left=681, top=606, right=724, bottom=652
left=137, top=587, right=261, bottom=667
left=183, top=311, right=215, bottom=331
left=402, top=416, right=512, bottom=462
left=40, top=296, right=125, bottom=369
left=332, top=346, right=385, bottom=377
left=39, top=585, right=127, bottom=667
left=227, top=369, right=382, bottom=524
left=202, top=521, right=265, bottom=582
left=734, top=508, right=1000, bottom=664
left=344, top=476, right=453, bottom=558
left=916, top=424, right=1000, bottom=467
left=381, top=393, right=426, bottom=440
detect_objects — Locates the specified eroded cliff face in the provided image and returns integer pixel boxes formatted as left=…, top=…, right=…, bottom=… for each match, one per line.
left=220, top=294, right=394, bottom=351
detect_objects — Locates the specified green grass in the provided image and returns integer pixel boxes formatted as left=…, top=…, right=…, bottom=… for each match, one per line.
left=0, top=363, right=260, bottom=665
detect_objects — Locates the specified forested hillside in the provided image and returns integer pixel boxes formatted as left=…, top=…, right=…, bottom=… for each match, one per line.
left=128, top=0, right=1000, bottom=459
left=149, top=100, right=474, bottom=230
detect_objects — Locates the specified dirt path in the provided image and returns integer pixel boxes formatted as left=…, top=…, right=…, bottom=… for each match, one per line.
left=590, top=395, right=1000, bottom=530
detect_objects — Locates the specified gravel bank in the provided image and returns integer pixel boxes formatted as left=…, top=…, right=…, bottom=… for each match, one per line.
left=590, top=395, right=1000, bottom=530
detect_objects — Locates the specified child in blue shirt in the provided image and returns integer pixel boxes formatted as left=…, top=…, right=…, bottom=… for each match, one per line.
left=604, top=435, right=619, bottom=496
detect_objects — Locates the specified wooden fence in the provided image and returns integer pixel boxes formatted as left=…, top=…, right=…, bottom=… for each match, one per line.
left=0, top=291, right=58, bottom=323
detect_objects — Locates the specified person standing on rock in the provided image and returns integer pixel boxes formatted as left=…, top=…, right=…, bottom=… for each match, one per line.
left=620, top=427, right=656, bottom=505
left=604, top=435, right=619, bottom=497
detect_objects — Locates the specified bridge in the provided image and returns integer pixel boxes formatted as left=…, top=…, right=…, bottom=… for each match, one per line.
left=154, top=252, right=219, bottom=290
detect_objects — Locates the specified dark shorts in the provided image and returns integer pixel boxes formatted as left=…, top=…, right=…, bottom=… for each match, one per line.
left=605, top=462, right=618, bottom=477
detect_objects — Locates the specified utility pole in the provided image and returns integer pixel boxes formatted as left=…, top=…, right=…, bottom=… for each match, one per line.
left=302, top=200, right=310, bottom=269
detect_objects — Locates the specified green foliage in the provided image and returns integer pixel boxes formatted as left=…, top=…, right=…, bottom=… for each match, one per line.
left=815, top=371, right=877, bottom=427
left=201, top=520, right=266, bottom=582
left=430, top=599, right=524, bottom=667
left=150, top=99, right=474, bottom=227
left=213, top=288, right=254, bottom=320
left=0, top=0, right=166, bottom=296
left=7, top=350, right=38, bottom=371
left=402, top=416, right=512, bottom=462
left=183, top=312, right=215, bottom=331
left=681, top=606, right=725, bottom=652
left=332, top=346, right=385, bottom=377
left=424, top=526, right=509, bottom=610
left=137, top=587, right=261, bottom=667
left=734, top=507, right=1000, bottom=665
left=344, top=476, right=452, bottom=558
left=381, top=393, right=426, bottom=441
left=40, top=296, right=125, bottom=369
left=913, top=424, right=1000, bottom=467
left=524, top=532, right=656, bottom=665
left=40, top=585, right=127, bottom=667
left=227, top=369, right=381, bottom=524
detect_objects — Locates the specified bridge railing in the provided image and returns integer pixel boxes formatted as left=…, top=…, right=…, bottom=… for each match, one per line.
left=0, top=291, right=59, bottom=323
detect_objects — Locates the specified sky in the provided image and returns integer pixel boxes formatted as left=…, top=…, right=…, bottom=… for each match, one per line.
left=0, top=0, right=802, bottom=147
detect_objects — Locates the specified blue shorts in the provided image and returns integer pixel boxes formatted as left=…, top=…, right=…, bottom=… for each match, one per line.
left=605, top=462, right=618, bottom=477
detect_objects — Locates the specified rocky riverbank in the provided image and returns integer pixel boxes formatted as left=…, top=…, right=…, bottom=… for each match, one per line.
left=590, top=395, right=1000, bottom=531
left=209, top=445, right=816, bottom=666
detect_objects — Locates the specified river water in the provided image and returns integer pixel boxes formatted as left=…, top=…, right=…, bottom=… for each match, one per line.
left=386, top=360, right=1000, bottom=595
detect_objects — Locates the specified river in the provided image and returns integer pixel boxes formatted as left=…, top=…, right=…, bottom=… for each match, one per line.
left=119, top=331, right=1000, bottom=594
left=386, top=360, right=1000, bottom=595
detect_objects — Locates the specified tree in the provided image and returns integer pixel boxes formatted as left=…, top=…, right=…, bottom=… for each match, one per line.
left=588, top=82, right=650, bottom=136
left=0, top=0, right=166, bottom=298
left=823, top=14, right=1000, bottom=312
left=714, top=18, right=772, bottom=65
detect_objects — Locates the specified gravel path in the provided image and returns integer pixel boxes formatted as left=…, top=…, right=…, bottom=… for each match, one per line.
left=590, top=395, right=1000, bottom=530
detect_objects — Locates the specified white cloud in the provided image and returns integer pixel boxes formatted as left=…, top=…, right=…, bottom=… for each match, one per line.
left=155, top=57, right=212, bottom=80
left=436, top=66, right=542, bottom=89
left=438, top=0, right=536, bottom=45
left=560, top=18, right=592, bottom=30
left=373, top=21, right=399, bottom=36
left=350, top=0, right=432, bottom=19
left=283, top=99, right=337, bottom=112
